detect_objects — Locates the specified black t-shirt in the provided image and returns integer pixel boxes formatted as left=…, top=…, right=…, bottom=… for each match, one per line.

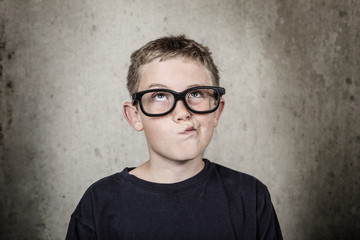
left=66, top=159, right=283, bottom=240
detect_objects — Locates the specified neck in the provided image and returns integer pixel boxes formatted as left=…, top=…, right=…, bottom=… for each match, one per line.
left=130, top=156, right=205, bottom=184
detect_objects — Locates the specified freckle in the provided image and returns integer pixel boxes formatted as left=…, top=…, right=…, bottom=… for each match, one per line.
left=356, top=136, right=360, bottom=144
left=349, top=95, right=355, bottom=101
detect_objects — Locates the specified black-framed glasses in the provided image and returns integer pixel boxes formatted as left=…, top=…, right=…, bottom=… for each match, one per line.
left=132, top=86, right=225, bottom=117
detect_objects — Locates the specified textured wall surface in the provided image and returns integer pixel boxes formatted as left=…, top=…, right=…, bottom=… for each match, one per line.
left=0, top=0, right=359, bottom=239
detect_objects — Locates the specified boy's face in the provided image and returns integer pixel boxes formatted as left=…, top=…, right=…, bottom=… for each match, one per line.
left=124, top=58, right=225, bottom=163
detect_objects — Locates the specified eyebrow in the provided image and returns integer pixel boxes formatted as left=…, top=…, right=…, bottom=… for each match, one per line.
left=146, top=83, right=207, bottom=90
left=147, top=84, right=168, bottom=89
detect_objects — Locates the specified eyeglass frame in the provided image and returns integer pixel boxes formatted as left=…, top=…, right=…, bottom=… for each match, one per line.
left=132, top=86, right=226, bottom=117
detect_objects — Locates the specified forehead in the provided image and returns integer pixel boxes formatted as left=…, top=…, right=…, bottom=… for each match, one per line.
left=138, top=58, right=212, bottom=91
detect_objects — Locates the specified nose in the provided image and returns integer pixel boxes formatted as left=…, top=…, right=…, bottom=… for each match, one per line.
left=172, top=100, right=191, bottom=122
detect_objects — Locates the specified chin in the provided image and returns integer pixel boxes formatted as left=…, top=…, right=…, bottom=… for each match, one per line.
left=170, top=146, right=207, bottom=161
left=170, top=152, right=203, bottom=162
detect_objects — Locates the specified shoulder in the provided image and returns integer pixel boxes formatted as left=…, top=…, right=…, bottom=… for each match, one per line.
left=87, top=172, right=122, bottom=190
left=80, top=170, right=130, bottom=199
left=210, top=161, right=269, bottom=197
left=70, top=171, right=128, bottom=219
left=66, top=172, right=127, bottom=238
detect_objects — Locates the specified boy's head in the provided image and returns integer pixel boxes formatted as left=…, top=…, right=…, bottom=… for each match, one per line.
left=123, top=35, right=225, bottom=163
left=126, top=35, right=220, bottom=95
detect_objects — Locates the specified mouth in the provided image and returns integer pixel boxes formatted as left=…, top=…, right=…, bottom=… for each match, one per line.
left=179, top=126, right=197, bottom=135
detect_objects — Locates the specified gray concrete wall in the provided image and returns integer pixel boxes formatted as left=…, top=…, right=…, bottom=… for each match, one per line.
left=0, top=0, right=359, bottom=239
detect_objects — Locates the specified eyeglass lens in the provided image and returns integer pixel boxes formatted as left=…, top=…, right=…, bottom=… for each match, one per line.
left=141, top=88, right=219, bottom=115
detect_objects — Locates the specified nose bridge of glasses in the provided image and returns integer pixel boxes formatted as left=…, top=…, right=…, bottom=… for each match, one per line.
left=172, top=91, right=191, bottom=113
left=172, top=101, right=192, bottom=121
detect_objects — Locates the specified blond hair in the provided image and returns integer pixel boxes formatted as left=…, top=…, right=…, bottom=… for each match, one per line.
left=126, top=35, right=220, bottom=95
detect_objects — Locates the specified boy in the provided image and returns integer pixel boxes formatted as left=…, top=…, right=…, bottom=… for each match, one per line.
left=66, top=35, right=283, bottom=239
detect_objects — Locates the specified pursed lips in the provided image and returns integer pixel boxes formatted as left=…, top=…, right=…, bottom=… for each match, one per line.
left=179, top=126, right=197, bottom=135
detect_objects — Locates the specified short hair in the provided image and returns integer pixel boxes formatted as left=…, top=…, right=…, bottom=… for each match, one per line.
left=126, top=35, right=220, bottom=95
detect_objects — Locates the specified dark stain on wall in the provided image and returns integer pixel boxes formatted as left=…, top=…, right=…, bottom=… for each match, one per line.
left=7, top=51, right=14, bottom=60
left=345, top=77, right=352, bottom=85
left=0, top=24, right=5, bottom=50
left=6, top=80, right=12, bottom=89
left=0, top=124, right=3, bottom=146
left=339, top=11, right=348, bottom=18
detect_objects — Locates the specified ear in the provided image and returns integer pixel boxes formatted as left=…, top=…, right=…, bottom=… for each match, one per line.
left=213, top=98, right=225, bottom=127
left=123, top=102, right=144, bottom=131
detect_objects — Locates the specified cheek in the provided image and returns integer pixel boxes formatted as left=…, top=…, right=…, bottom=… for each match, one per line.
left=141, top=118, right=171, bottom=141
left=199, top=114, right=217, bottom=129
left=198, top=115, right=216, bottom=139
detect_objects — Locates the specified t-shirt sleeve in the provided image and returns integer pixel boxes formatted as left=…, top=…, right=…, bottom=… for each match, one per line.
left=65, top=190, right=97, bottom=240
left=65, top=217, right=96, bottom=240
left=256, top=187, right=283, bottom=240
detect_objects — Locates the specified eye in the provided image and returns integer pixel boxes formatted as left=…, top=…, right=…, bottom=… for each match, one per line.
left=189, top=90, right=204, bottom=98
left=152, top=92, right=169, bottom=101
